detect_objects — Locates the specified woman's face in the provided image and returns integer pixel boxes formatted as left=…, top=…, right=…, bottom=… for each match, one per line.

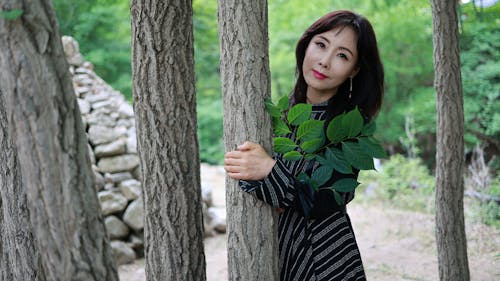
left=302, top=26, right=359, bottom=103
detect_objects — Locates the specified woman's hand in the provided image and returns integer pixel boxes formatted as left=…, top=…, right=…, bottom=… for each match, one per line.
left=224, top=141, right=276, bottom=180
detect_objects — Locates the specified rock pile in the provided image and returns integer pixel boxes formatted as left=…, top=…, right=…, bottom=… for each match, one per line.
left=62, top=36, right=226, bottom=265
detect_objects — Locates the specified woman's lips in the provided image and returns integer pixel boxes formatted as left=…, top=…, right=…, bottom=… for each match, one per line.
left=312, top=69, right=327, bottom=80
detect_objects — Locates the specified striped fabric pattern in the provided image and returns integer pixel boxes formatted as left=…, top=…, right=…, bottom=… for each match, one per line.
left=239, top=104, right=366, bottom=281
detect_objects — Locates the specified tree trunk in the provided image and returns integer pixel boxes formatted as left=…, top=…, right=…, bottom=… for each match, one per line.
left=217, top=1, right=279, bottom=280
left=130, top=1, right=206, bottom=280
left=430, top=0, right=470, bottom=280
left=0, top=1, right=118, bottom=280
left=0, top=91, right=46, bottom=281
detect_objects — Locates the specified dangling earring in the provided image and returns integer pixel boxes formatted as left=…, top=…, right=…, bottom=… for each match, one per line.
left=349, top=77, right=353, bottom=99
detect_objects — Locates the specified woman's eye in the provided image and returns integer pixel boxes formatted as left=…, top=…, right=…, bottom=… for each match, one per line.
left=338, top=53, right=348, bottom=60
left=315, top=42, right=326, bottom=48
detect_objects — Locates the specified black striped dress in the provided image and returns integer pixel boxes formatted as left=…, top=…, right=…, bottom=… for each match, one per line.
left=240, top=103, right=366, bottom=281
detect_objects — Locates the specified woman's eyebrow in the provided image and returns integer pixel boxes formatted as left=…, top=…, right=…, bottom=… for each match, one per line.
left=317, top=35, right=330, bottom=43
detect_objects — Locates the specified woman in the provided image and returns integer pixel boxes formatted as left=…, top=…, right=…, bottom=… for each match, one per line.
left=224, top=10, right=384, bottom=281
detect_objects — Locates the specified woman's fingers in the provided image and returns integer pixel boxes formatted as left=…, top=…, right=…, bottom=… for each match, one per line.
left=237, top=141, right=257, bottom=151
left=224, top=141, right=275, bottom=180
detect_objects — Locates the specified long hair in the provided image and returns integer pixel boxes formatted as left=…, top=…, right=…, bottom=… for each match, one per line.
left=292, top=10, right=384, bottom=121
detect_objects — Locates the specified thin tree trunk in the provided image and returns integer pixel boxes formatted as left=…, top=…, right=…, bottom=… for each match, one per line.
left=0, top=1, right=118, bottom=280
left=430, top=0, right=470, bottom=280
left=0, top=91, right=45, bottom=281
left=217, top=1, right=279, bottom=280
left=130, top=1, right=206, bottom=280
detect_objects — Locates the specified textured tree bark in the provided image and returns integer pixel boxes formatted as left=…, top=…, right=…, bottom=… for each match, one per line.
left=217, top=1, right=279, bottom=280
left=130, top=1, right=207, bottom=280
left=0, top=92, right=46, bottom=281
left=430, top=1, right=470, bottom=280
left=0, top=1, right=118, bottom=280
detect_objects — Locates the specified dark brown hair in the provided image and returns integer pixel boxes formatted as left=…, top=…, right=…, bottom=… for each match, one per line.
left=292, top=10, right=384, bottom=120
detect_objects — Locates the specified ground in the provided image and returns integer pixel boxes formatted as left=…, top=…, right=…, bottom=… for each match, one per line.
left=118, top=164, right=499, bottom=281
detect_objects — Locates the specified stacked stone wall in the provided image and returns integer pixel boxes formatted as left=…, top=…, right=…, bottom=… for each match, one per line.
left=62, top=36, right=225, bottom=265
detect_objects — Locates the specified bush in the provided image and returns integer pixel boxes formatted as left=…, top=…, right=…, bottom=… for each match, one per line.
left=357, top=154, right=435, bottom=212
left=197, top=99, right=224, bottom=164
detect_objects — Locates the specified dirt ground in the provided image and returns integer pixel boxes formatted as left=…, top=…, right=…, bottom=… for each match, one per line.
left=119, top=164, right=499, bottom=281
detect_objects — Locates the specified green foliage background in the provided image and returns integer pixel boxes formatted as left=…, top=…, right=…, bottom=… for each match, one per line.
left=52, top=0, right=499, bottom=166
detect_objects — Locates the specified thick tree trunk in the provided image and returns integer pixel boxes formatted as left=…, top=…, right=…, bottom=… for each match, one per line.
left=430, top=0, right=470, bottom=280
left=0, top=92, right=45, bottom=281
left=130, top=1, right=206, bottom=280
left=217, top=1, right=279, bottom=280
left=0, top=1, right=118, bottom=280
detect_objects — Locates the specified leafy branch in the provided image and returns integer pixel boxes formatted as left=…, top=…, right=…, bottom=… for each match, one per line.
left=266, top=96, right=387, bottom=204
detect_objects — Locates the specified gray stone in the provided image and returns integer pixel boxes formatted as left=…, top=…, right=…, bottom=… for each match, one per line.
left=94, top=139, right=126, bottom=158
left=201, top=182, right=213, bottom=207
left=131, top=165, right=142, bottom=182
left=97, top=154, right=140, bottom=173
left=104, top=183, right=118, bottom=191
left=119, top=179, right=142, bottom=200
left=105, top=215, right=130, bottom=239
left=123, top=199, right=144, bottom=231
left=74, top=86, right=91, bottom=97
left=118, top=102, right=134, bottom=118
left=82, top=61, right=94, bottom=70
left=98, top=190, right=128, bottom=216
left=86, top=110, right=117, bottom=127
left=88, top=125, right=127, bottom=145
left=74, top=74, right=92, bottom=82
left=88, top=143, right=96, bottom=165
left=82, top=118, right=87, bottom=131
left=73, top=73, right=94, bottom=86
left=203, top=202, right=215, bottom=237
left=128, top=234, right=143, bottom=248
left=77, top=98, right=91, bottom=114
left=104, top=172, right=133, bottom=184
left=93, top=167, right=105, bottom=191
left=116, top=118, right=133, bottom=128
left=128, top=234, right=144, bottom=257
left=62, top=36, right=84, bottom=66
left=126, top=132, right=137, bottom=154
left=92, top=99, right=114, bottom=110
left=85, top=92, right=111, bottom=104
left=110, top=241, right=136, bottom=265
left=74, top=67, right=93, bottom=75
left=207, top=207, right=226, bottom=234
left=110, top=112, right=120, bottom=120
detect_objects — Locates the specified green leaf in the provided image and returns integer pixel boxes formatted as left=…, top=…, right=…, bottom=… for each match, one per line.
left=273, top=117, right=291, bottom=136
left=311, top=165, right=334, bottom=187
left=304, top=153, right=316, bottom=160
left=333, top=190, right=343, bottom=205
left=342, top=107, right=364, bottom=138
left=283, top=151, right=302, bottom=161
left=325, top=147, right=353, bottom=174
left=326, top=113, right=347, bottom=143
left=301, top=138, right=324, bottom=153
left=0, top=9, right=23, bottom=20
left=277, top=95, right=290, bottom=111
left=297, top=172, right=310, bottom=182
left=287, top=103, right=312, bottom=126
left=361, top=120, right=376, bottom=136
left=342, top=142, right=375, bottom=170
left=296, top=119, right=324, bottom=141
left=332, top=178, right=360, bottom=192
left=265, top=99, right=281, bottom=118
left=274, top=137, right=297, bottom=154
left=358, top=137, right=387, bottom=159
